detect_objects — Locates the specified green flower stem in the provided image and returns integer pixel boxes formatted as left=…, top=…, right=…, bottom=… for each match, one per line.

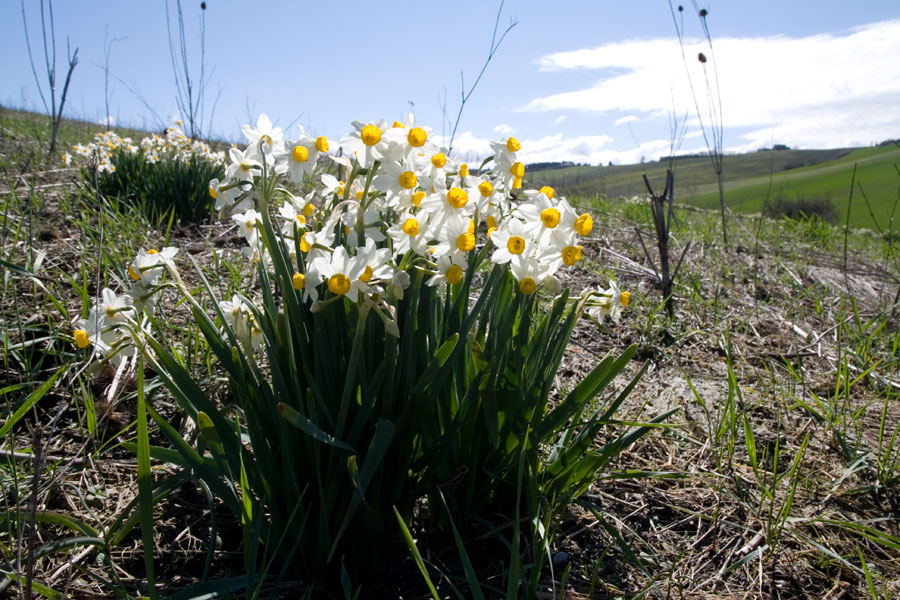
left=356, top=161, right=379, bottom=247
left=335, top=300, right=371, bottom=439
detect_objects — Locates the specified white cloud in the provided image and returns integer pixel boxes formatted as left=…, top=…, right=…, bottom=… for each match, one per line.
left=493, top=123, right=515, bottom=135
left=552, top=115, right=567, bottom=125
left=614, top=115, right=638, bottom=126
left=437, top=131, right=651, bottom=166
left=435, top=130, right=493, bottom=162
left=525, top=19, right=900, bottom=151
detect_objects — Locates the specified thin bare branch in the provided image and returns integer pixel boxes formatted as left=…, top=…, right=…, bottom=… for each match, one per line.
left=447, top=1, right=518, bottom=154
left=20, top=0, right=50, bottom=115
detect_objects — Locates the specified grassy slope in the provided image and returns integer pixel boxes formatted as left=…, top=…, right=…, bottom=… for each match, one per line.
left=527, top=145, right=900, bottom=231
left=690, top=146, right=900, bottom=230
left=0, top=106, right=153, bottom=171
left=0, top=106, right=231, bottom=176
left=3, top=106, right=900, bottom=598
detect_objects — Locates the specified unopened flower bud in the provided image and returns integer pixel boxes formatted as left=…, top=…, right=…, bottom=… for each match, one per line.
left=543, top=275, right=562, bottom=295
left=392, top=270, right=410, bottom=291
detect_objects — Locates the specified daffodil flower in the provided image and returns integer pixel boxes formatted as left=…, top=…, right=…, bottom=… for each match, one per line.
left=241, top=113, right=283, bottom=158
left=219, top=295, right=265, bottom=349
left=312, top=246, right=369, bottom=301
left=356, top=238, right=394, bottom=288
left=426, top=255, right=466, bottom=289
left=340, top=119, right=388, bottom=168
left=585, top=279, right=630, bottom=324
left=97, top=288, right=134, bottom=325
left=387, top=210, right=431, bottom=258
left=232, top=208, right=262, bottom=246
left=372, top=155, right=420, bottom=206
left=490, top=218, right=533, bottom=265
left=509, top=255, right=546, bottom=295
left=225, top=146, right=263, bottom=183
left=431, top=215, right=477, bottom=264
left=381, top=113, right=435, bottom=163
left=129, top=247, right=178, bottom=286
left=277, top=124, right=323, bottom=183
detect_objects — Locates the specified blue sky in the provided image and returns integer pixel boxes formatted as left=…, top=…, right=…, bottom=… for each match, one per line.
left=3, top=1, right=899, bottom=165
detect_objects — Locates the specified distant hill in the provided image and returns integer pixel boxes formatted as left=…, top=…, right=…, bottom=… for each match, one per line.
left=524, top=145, right=900, bottom=231
left=525, top=161, right=579, bottom=172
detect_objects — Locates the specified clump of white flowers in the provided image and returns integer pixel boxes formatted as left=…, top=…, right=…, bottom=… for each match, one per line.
left=64, top=120, right=225, bottom=173
left=72, top=114, right=629, bottom=358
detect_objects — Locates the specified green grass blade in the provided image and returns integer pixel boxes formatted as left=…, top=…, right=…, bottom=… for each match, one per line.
left=0, top=366, right=64, bottom=438
left=276, top=402, right=354, bottom=452
left=438, top=489, right=486, bottom=600
left=857, top=545, right=879, bottom=599
left=394, top=506, right=441, bottom=600
left=136, top=358, right=157, bottom=600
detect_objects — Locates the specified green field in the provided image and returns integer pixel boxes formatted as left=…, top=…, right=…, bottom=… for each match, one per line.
left=527, top=144, right=900, bottom=231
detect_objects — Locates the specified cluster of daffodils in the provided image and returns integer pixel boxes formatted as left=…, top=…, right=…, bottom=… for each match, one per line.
left=64, top=120, right=225, bottom=172
left=72, top=113, right=629, bottom=358
left=214, top=114, right=628, bottom=337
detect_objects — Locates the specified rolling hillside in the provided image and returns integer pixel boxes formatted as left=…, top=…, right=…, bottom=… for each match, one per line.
left=526, top=144, right=900, bottom=231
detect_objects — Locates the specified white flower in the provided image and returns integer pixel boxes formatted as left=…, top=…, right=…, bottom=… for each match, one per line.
left=232, top=208, right=262, bottom=246
left=312, top=246, right=369, bottom=301
left=426, top=255, right=466, bottom=289
left=340, top=119, right=388, bottom=168
left=225, top=146, right=262, bottom=182
left=490, top=218, right=533, bottom=266
left=277, top=125, right=325, bottom=183
left=209, top=177, right=248, bottom=213
left=372, top=155, right=420, bottom=206
left=431, top=215, right=476, bottom=264
left=585, top=279, right=630, bottom=324
left=490, top=136, right=524, bottom=190
left=340, top=205, right=386, bottom=246
left=73, top=305, right=135, bottom=364
left=128, top=247, right=178, bottom=286
left=418, top=176, right=474, bottom=229
left=509, top=255, right=545, bottom=295
left=219, top=295, right=264, bottom=349
left=242, top=113, right=283, bottom=157
left=97, top=288, right=134, bottom=325
left=380, top=113, right=435, bottom=163
left=387, top=210, right=430, bottom=258
left=356, top=238, right=394, bottom=287
left=277, top=200, right=309, bottom=236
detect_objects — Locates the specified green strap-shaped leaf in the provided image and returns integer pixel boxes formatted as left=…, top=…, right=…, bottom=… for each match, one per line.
left=135, top=362, right=157, bottom=600
left=394, top=507, right=441, bottom=600
left=0, top=365, right=64, bottom=438
left=197, top=410, right=224, bottom=457
left=406, top=333, right=459, bottom=400
left=276, top=402, right=355, bottom=452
